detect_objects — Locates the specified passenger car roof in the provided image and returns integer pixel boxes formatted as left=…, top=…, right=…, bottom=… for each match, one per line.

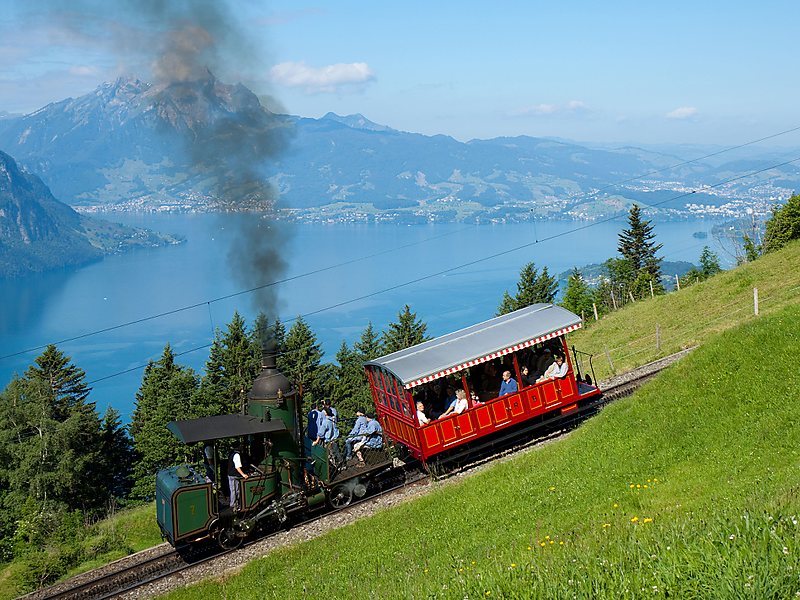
left=365, top=303, right=581, bottom=389
left=167, top=414, right=286, bottom=444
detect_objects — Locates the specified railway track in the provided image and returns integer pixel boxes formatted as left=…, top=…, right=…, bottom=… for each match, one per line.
left=23, top=348, right=692, bottom=600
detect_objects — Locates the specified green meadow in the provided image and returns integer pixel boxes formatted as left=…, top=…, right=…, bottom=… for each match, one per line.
left=164, top=247, right=800, bottom=598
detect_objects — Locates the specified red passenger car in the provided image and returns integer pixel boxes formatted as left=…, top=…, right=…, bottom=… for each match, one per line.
left=364, top=303, right=601, bottom=463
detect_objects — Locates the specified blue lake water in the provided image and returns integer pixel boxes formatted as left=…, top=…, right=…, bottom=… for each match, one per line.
left=0, top=214, right=725, bottom=420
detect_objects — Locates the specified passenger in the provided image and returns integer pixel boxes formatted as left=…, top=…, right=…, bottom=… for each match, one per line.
left=499, top=370, right=518, bottom=396
left=355, top=412, right=384, bottom=465
left=416, top=401, right=430, bottom=425
left=439, top=389, right=468, bottom=418
left=520, top=365, right=536, bottom=387
left=344, top=408, right=368, bottom=461
left=534, top=348, right=553, bottom=379
left=316, top=401, right=327, bottom=432
left=227, top=443, right=250, bottom=512
left=323, top=399, right=339, bottom=425
left=444, top=385, right=457, bottom=409
left=538, top=354, right=568, bottom=382
left=313, top=407, right=342, bottom=463
left=306, top=403, right=320, bottom=440
left=203, top=444, right=215, bottom=484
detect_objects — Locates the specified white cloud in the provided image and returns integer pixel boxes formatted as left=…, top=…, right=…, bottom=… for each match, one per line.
left=666, top=106, right=698, bottom=120
left=68, top=65, right=99, bottom=76
left=269, top=61, right=375, bottom=93
left=510, top=100, right=588, bottom=117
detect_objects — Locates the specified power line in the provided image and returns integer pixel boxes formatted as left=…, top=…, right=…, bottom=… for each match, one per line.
left=81, top=154, right=800, bottom=387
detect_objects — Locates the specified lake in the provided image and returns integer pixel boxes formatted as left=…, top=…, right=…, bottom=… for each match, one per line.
left=0, top=214, right=725, bottom=420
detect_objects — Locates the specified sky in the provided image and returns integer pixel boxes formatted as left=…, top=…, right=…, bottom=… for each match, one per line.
left=1, top=1, right=799, bottom=147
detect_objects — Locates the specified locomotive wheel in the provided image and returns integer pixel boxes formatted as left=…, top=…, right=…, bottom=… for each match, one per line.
left=328, top=485, right=353, bottom=508
left=216, top=526, right=243, bottom=550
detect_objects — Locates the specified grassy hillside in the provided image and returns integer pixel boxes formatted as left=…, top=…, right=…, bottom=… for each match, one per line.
left=167, top=301, right=800, bottom=599
left=0, top=503, right=160, bottom=600
left=569, top=239, right=800, bottom=382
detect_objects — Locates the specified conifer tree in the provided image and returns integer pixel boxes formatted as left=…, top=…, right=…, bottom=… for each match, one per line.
left=354, top=322, right=382, bottom=361
left=561, top=268, right=594, bottom=320
left=281, top=317, right=324, bottom=411
left=497, top=262, right=558, bottom=316
left=382, top=305, right=429, bottom=354
left=130, top=344, right=198, bottom=500
left=617, top=204, right=664, bottom=295
left=332, top=341, right=371, bottom=423
left=699, top=246, right=722, bottom=277
left=99, top=407, right=134, bottom=505
left=2, top=347, right=106, bottom=513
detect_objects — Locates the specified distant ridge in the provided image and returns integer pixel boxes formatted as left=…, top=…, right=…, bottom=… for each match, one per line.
left=0, top=149, right=179, bottom=278
left=0, top=75, right=797, bottom=219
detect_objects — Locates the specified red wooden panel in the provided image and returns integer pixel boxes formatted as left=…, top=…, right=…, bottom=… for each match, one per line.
left=475, top=405, right=494, bottom=429
left=526, top=387, right=543, bottom=412
left=422, top=425, right=441, bottom=449
left=438, top=418, right=458, bottom=444
left=508, top=393, right=525, bottom=417
left=541, top=380, right=560, bottom=407
left=491, top=399, right=510, bottom=423
left=559, top=376, right=576, bottom=400
left=456, top=412, right=475, bottom=437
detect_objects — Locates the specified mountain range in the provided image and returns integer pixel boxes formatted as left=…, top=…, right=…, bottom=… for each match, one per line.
left=0, top=74, right=797, bottom=223
left=0, top=150, right=180, bottom=278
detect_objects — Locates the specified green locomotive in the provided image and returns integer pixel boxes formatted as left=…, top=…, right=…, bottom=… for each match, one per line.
left=155, top=350, right=393, bottom=550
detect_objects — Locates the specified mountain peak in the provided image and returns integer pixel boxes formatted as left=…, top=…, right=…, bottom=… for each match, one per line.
left=321, top=112, right=394, bottom=132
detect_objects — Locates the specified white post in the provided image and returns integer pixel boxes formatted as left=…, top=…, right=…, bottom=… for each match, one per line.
left=649, top=280, right=654, bottom=299
left=593, top=303, right=599, bottom=321
left=604, top=346, right=615, bottom=374
left=675, top=274, right=681, bottom=291
left=754, top=287, right=759, bottom=316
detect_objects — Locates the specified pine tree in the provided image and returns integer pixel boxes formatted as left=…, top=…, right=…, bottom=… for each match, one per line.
left=332, top=341, right=371, bottom=423
left=130, top=344, right=198, bottom=500
left=198, top=312, right=261, bottom=416
left=3, top=347, right=107, bottom=514
left=561, top=268, right=594, bottom=320
left=497, top=262, right=558, bottom=316
left=618, top=204, right=664, bottom=295
left=99, top=407, right=134, bottom=505
left=354, top=322, right=382, bottom=361
left=281, top=317, right=324, bottom=412
left=699, top=246, right=722, bottom=278
left=382, top=305, right=429, bottom=354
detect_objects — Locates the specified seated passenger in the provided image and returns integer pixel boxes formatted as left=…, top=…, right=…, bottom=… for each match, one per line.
left=344, top=408, right=368, bottom=461
left=520, top=365, right=535, bottom=387
left=439, top=389, right=468, bottom=418
left=538, top=354, right=568, bottom=382
left=313, top=407, right=342, bottom=463
left=499, top=370, right=518, bottom=396
left=416, top=401, right=430, bottom=425
left=355, top=413, right=383, bottom=464
left=534, top=348, right=553, bottom=379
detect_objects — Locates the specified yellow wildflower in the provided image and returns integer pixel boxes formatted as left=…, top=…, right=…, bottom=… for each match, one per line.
left=472, top=561, right=476, bottom=565
left=549, top=540, right=554, bottom=545
left=629, top=484, right=635, bottom=488
left=540, top=542, right=546, bottom=547
left=643, top=518, right=653, bottom=523
left=613, top=503, right=618, bottom=508
left=654, top=478, right=658, bottom=482
left=643, top=485, right=648, bottom=489
left=511, top=563, right=517, bottom=568
left=559, top=541, right=565, bottom=545
left=603, top=523, right=611, bottom=528
left=636, top=484, right=641, bottom=489
left=527, top=546, right=532, bottom=550
left=631, top=516, right=639, bottom=523
left=486, top=592, right=491, bottom=597
left=549, top=486, right=556, bottom=491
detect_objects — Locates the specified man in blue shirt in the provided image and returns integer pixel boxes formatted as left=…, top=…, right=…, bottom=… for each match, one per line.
left=355, top=413, right=383, bottom=465
left=499, top=370, right=518, bottom=396
left=313, top=407, right=341, bottom=463
left=344, top=407, right=368, bottom=461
